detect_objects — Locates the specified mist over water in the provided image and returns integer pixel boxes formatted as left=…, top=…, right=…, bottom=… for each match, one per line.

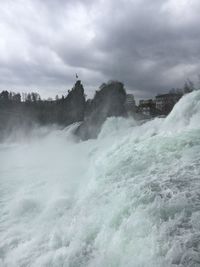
left=0, top=91, right=200, bottom=267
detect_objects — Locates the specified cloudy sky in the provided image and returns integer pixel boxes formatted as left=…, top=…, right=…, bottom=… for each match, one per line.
left=0, top=0, right=200, bottom=99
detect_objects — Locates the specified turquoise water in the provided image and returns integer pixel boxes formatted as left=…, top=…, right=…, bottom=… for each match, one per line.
left=0, top=91, right=200, bottom=266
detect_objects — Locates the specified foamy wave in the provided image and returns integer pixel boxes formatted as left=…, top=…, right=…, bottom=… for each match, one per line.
left=0, top=91, right=200, bottom=266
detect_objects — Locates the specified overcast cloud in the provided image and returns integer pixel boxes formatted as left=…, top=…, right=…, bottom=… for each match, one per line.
left=0, top=0, right=200, bottom=99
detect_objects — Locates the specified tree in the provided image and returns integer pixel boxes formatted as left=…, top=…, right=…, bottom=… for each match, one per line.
left=183, top=79, right=194, bottom=94
left=26, top=93, right=32, bottom=102
left=0, top=91, right=9, bottom=102
left=13, top=93, right=21, bottom=102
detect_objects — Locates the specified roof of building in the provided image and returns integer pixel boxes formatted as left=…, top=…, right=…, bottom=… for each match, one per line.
left=156, top=93, right=182, bottom=99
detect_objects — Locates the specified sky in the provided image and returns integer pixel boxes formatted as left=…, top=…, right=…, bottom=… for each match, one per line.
left=0, top=0, right=200, bottom=100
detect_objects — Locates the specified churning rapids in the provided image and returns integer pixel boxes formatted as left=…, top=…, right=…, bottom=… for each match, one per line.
left=0, top=91, right=200, bottom=267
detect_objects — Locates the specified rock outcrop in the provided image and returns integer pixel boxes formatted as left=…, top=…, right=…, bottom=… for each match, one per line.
left=64, top=80, right=86, bottom=124
left=75, top=81, right=127, bottom=140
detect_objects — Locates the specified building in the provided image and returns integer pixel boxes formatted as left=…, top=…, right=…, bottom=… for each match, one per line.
left=139, top=99, right=154, bottom=106
left=125, top=94, right=136, bottom=113
left=138, top=99, right=156, bottom=116
left=155, top=93, right=182, bottom=115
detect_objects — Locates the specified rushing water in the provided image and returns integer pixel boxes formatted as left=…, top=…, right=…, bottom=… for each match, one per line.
left=0, top=91, right=200, bottom=267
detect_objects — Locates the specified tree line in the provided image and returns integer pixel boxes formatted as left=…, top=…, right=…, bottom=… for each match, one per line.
left=0, top=78, right=198, bottom=140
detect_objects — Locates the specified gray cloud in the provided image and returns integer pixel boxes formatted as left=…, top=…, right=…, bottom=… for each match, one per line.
left=0, top=0, right=200, bottom=99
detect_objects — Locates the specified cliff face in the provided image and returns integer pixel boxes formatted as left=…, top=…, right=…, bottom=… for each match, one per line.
left=64, top=80, right=86, bottom=124
left=75, top=81, right=127, bottom=140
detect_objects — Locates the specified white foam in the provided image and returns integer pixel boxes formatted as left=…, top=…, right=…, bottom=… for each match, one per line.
left=0, top=91, right=200, bottom=266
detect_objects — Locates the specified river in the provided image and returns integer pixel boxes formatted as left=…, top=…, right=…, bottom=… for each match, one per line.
left=0, top=91, right=200, bottom=266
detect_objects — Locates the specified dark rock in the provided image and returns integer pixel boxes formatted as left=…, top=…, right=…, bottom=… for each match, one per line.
left=64, top=80, right=86, bottom=124
left=75, top=81, right=127, bottom=140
